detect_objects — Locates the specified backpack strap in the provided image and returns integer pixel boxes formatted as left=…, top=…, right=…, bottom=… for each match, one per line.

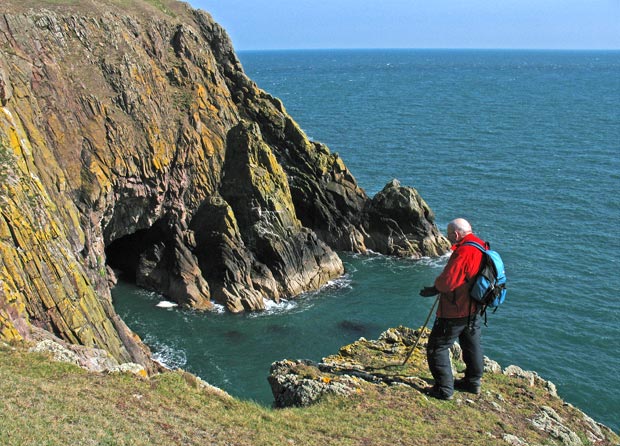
left=462, top=241, right=490, bottom=325
left=462, top=241, right=487, bottom=279
left=462, top=241, right=487, bottom=252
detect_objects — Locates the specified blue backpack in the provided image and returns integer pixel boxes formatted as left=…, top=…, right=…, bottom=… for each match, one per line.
left=463, top=241, right=507, bottom=310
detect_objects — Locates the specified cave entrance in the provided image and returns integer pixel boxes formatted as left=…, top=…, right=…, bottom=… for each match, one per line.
left=105, top=223, right=166, bottom=282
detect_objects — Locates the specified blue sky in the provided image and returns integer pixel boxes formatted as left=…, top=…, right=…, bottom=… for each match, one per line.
left=188, top=0, right=620, bottom=50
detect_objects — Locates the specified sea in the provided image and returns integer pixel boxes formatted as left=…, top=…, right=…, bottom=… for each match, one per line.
left=112, top=49, right=620, bottom=432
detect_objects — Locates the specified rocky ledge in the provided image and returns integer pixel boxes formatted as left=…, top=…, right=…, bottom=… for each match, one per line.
left=268, top=327, right=619, bottom=446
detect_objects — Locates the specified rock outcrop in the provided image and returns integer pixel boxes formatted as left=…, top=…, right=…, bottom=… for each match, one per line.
left=0, top=0, right=449, bottom=366
left=268, top=327, right=620, bottom=445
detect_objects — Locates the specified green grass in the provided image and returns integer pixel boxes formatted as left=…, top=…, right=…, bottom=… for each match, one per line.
left=3, top=340, right=618, bottom=446
left=22, top=0, right=81, bottom=5
left=142, top=0, right=175, bottom=15
left=0, top=0, right=182, bottom=19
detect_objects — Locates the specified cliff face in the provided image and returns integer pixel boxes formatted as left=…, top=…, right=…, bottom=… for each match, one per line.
left=0, top=0, right=449, bottom=366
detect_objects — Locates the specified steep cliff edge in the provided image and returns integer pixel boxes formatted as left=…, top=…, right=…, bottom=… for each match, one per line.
left=0, top=0, right=449, bottom=366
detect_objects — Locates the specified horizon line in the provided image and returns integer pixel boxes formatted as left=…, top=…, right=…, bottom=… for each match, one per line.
left=236, top=47, right=620, bottom=53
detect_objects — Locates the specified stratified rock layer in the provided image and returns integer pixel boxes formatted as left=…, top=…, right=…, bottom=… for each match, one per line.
left=0, top=0, right=449, bottom=366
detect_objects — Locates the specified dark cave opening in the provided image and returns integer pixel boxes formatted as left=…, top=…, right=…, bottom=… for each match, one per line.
left=104, top=223, right=167, bottom=282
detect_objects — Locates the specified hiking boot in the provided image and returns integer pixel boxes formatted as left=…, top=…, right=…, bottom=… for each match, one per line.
left=454, top=378, right=481, bottom=395
left=425, top=386, right=453, bottom=401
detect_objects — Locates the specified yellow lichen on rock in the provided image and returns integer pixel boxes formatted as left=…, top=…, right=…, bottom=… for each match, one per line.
left=0, top=101, right=132, bottom=361
left=146, top=122, right=171, bottom=173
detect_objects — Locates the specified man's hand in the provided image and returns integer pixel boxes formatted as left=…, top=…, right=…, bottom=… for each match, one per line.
left=419, top=286, right=439, bottom=297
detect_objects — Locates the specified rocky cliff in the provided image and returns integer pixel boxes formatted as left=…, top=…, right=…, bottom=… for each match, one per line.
left=0, top=0, right=449, bottom=367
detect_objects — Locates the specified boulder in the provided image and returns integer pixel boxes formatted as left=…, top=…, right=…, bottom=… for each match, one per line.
left=363, top=179, right=451, bottom=257
left=268, top=359, right=361, bottom=408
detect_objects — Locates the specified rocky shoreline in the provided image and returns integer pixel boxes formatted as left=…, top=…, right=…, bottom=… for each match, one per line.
left=268, top=326, right=619, bottom=445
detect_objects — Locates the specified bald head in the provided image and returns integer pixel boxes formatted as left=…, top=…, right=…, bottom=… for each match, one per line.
left=447, top=218, right=473, bottom=244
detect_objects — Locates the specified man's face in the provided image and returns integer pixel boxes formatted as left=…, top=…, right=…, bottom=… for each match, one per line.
left=447, top=226, right=458, bottom=244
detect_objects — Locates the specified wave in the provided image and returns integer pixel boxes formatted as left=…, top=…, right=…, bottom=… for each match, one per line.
left=247, top=274, right=355, bottom=318
left=417, top=252, right=450, bottom=268
left=210, top=302, right=227, bottom=314
left=251, top=298, right=298, bottom=317
left=322, top=274, right=353, bottom=291
left=145, top=337, right=188, bottom=370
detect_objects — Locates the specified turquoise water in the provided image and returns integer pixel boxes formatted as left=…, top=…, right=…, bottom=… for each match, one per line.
left=113, top=50, right=620, bottom=431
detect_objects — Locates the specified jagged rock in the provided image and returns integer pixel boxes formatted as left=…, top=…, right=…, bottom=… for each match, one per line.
left=484, top=356, right=503, bottom=374
left=269, top=326, right=427, bottom=408
left=503, top=364, right=559, bottom=398
left=136, top=225, right=212, bottom=310
left=29, top=340, right=81, bottom=366
left=268, top=359, right=361, bottom=408
left=530, top=406, right=583, bottom=446
left=0, top=62, right=12, bottom=106
left=29, top=337, right=121, bottom=373
left=543, top=378, right=558, bottom=398
left=180, top=371, right=233, bottom=399
left=190, top=195, right=267, bottom=312
left=581, top=412, right=610, bottom=444
left=108, top=362, right=148, bottom=378
left=363, top=179, right=451, bottom=257
left=504, top=364, right=537, bottom=386
left=220, top=121, right=344, bottom=300
left=502, top=434, right=529, bottom=445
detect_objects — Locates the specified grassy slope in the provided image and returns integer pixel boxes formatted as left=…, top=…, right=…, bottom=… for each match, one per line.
left=0, top=0, right=191, bottom=20
left=2, top=341, right=618, bottom=446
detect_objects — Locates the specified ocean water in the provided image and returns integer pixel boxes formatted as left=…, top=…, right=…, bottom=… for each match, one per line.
left=113, top=50, right=620, bottom=431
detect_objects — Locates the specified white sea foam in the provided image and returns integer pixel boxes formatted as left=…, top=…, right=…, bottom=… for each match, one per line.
left=136, top=288, right=161, bottom=300
left=146, top=340, right=187, bottom=370
left=346, top=249, right=448, bottom=270
left=210, top=301, right=226, bottom=314
left=416, top=252, right=451, bottom=268
left=251, top=298, right=298, bottom=317
left=156, top=300, right=178, bottom=308
left=323, top=274, right=353, bottom=291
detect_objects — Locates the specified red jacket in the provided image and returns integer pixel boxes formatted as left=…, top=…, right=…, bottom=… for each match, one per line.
left=434, top=233, right=487, bottom=318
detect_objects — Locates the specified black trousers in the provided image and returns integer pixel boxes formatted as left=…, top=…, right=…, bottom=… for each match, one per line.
left=426, top=314, right=483, bottom=397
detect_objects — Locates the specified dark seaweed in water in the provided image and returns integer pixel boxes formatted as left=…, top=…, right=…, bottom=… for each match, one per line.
left=224, top=330, right=244, bottom=341
left=265, top=324, right=290, bottom=334
left=338, top=320, right=379, bottom=336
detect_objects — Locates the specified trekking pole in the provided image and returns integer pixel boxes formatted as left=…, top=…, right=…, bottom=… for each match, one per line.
left=402, top=295, right=439, bottom=365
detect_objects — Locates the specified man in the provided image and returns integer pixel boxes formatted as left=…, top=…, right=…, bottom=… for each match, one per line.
left=419, top=218, right=486, bottom=400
